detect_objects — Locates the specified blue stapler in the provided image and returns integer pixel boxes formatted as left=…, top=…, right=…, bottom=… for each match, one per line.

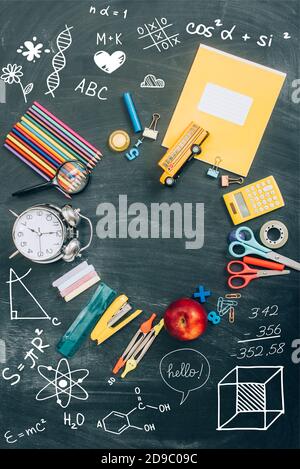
left=57, top=282, right=117, bottom=358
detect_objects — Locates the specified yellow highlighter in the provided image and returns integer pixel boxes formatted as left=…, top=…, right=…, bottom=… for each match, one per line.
left=223, top=175, right=284, bottom=225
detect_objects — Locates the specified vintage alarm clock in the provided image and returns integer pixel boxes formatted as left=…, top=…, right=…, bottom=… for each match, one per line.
left=10, top=204, right=93, bottom=264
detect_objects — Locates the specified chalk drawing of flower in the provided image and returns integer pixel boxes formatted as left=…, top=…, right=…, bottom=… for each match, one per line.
left=0, top=63, right=23, bottom=84
left=0, top=64, right=34, bottom=103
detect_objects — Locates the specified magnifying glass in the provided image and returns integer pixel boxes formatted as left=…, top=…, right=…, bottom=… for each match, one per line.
left=12, top=160, right=91, bottom=196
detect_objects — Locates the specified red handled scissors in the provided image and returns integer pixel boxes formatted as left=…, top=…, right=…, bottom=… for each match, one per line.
left=227, top=260, right=290, bottom=290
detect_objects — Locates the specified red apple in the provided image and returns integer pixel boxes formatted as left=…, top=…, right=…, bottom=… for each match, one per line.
left=164, top=298, right=207, bottom=341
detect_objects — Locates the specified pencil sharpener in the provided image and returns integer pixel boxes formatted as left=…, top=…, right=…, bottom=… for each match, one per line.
left=142, top=127, right=158, bottom=140
left=207, top=168, right=219, bottom=178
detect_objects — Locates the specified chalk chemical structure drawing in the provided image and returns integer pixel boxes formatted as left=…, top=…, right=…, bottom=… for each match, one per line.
left=94, top=50, right=126, bottom=74
left=0, top=64, right=33, bottom=103
left=7, top=268, right=60, bottom=326
left=97, top=387, right=171, bottom=435
left=217, top=366, right=285, bottom=431
left=36, top=358, right=89, bottom=409
left=140, top=74, right=165, bottom=89
left=4, top=418, right=47, bottom=445
left=45, top=25, right=73, bottom=97
left=2, top=328, right=50, bottom=386
left=159, top=348, right=211, bottom=405
left=137, top=17, right=180, bottom=52
left=17, top=37, right=51, bottom=62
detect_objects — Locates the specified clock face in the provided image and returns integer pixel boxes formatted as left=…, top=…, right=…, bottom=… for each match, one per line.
left=13, top=207, right=65, bottom=262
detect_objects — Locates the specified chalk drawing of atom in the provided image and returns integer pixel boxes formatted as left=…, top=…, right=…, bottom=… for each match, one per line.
left=36, top=358, right=89, bottom=408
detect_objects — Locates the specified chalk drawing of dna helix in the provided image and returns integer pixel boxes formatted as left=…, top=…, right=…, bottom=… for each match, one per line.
left=45, top=25, right=73, bottom=97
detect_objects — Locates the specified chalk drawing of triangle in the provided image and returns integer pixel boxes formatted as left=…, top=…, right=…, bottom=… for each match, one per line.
left=8, top=268, right=50, bottom=320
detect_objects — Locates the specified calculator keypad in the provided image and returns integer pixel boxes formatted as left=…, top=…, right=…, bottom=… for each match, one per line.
left=240, top=180, right=282, bottom=216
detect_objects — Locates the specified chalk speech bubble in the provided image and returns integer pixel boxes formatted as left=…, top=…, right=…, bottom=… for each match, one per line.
left=159, top=348, right=210, bottom=405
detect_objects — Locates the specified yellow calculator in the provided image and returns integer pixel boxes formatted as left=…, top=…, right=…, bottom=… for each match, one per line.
left=223, top=176, right=285, bottom=225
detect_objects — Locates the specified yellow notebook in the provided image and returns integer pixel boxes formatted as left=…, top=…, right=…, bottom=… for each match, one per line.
left=162, top=44, right=286, bottom=177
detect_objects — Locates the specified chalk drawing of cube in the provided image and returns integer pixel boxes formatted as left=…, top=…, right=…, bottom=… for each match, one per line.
left=217, top=366, right=284, bottom=431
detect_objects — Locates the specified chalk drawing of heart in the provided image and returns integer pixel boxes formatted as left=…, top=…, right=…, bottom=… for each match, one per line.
left=94, top=50, right=126, bottom=74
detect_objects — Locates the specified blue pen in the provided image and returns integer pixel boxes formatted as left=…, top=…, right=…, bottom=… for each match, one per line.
left=123, top=92, right=142, bottom=133
left=57, top=282, right=117, bottom=358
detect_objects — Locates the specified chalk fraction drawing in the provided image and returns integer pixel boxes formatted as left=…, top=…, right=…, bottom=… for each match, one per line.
left=45, top=25, right=73, bottom=97
left=140, top=74, right=165, bottom=88
left=17, top=37, right=51, bottom=63
left=0, top=64, right=33, bottom=103
left=217, top=366, right=285, bottom=430
left=36, top=358, right=89, bottom=409
left=137, top=17, right=180, bottom=52
left=6, top=268, right=60, bottom=326
left=94, top=50, right=126, bottom=74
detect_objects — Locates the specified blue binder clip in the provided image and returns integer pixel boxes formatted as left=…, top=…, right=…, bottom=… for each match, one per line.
left=57, top=282, right=117, bottom=358
left=207, top=156, right=222, bottom=179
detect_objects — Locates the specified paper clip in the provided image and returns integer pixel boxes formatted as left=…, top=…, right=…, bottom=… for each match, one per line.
left=229, top=306, right=235, bottom=323
left=207, top=156, right=222, bottom=179
left=221, top=175, right=244, bottom=187
left=142, top=113, right=160, bottom=141
left=217, top=297, right=238, bottom=316
left=225, top=293, right=241, bottom=299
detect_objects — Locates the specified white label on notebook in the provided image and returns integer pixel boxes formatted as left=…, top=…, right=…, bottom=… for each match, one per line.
left=198, top=83, right=253, bottom=126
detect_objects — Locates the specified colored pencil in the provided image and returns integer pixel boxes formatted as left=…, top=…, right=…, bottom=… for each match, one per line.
left=16, top=122, right=67, bottom=166
left=4, top=143, right=71, bottom=199
left=34, top=101, right=102, bottom=157
left=24, top=113, right=95, bottom=169
left=6, top=134, right=75, bottom=191
left=12, top=128, right=60, bottom=169
left=4, top=102, right=101, bottom=196
left=31, top=104, right=100, bottom=163
left=6, top=134, right=55, bottom=177
left=21, top=116, right=80, bottom=164
left=27, top=108, right=96, bottom=167
left=5, top=143, right=49, bottom=180
left=15, top=124, right=87, bottom=182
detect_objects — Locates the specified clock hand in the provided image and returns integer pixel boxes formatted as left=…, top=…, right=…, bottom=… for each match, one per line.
left=40, top=231, right=57, bottom=235
left=26, top=227, right=39, bottom=235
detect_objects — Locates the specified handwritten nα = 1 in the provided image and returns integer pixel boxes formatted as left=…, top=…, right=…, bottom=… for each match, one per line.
left=137, top=17, right=180, bottom=52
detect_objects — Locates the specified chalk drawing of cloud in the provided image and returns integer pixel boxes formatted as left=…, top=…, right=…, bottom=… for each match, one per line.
left=140, top=74, right=165, bottom=88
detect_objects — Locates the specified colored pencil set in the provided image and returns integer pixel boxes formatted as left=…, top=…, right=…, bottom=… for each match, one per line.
left=4, top=101, right=102, bottom=198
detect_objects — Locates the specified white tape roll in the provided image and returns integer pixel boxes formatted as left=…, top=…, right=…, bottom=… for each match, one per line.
left=259, top=220, right=288, bottom=249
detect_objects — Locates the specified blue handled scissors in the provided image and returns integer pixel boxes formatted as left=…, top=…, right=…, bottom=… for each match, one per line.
left=228, top=226, right=300, bottom=271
